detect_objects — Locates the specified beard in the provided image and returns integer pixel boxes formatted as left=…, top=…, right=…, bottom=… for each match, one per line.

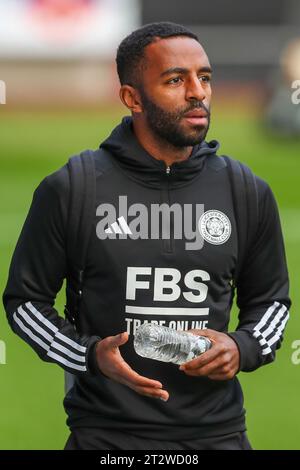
left=139, top=88, right=210, bottom=148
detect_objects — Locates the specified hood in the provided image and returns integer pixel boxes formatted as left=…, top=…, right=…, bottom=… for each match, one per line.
left=100, top=116, right=220, bottom=189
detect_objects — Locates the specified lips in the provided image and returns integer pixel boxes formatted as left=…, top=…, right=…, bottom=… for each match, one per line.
left=184, top=109, right=208, bottom=119
left=183, top=109, right=208, bottom=126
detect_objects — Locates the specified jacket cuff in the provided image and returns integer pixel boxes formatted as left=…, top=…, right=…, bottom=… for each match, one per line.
left=86, top=336, right=109, bottom=378
left=227, top=330, right=263, bottom=372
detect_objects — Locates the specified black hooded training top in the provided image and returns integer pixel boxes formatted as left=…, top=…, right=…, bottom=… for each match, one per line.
left=3, top=116, right=291, bottom=440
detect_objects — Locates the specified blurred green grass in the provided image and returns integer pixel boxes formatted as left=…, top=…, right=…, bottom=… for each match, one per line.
left=0, top=108, right=299, bottom=449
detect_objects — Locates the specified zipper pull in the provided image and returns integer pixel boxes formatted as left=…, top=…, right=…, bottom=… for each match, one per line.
left=166, top=165, right=170, bottom=175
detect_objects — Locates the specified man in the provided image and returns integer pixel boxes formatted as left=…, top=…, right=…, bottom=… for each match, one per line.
left=3, top=22, right=291, bottom=450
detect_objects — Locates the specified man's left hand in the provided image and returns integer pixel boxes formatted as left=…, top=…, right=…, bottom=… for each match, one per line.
left=179, top=329, right=240, bottom=380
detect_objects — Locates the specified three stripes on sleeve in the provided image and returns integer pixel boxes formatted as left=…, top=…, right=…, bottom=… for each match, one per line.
left=253, top=301, right=289, bottom=356
left=13, top=301, right=87, bottom=371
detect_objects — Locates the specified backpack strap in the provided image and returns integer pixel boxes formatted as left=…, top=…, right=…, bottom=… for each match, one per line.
left=64, top=147, right=113, bottom=325
left=63, top=148, right=113, bottom=393
left=64, top=149, right=96, bottom=325
left=222, top=156, right=259, bottom=287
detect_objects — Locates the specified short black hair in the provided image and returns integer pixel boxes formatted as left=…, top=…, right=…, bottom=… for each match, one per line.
left=116, top=22, right=199, bottom=87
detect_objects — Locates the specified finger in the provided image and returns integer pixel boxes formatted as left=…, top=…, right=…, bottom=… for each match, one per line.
left=181, top=356, right=227, bottom=377
left=179, top=344, right=223, bottom=370
left=104, top=340, right=164, bottom=389
left=101, top=332, right=129, bottom=351
left=110, top=331, right=129, bottom=348
left=187, top=329, right=216, bottom=339
left=103, top=333, right=164, bottom=389
left=208, top=366, right=236, bottom=381
left=206, top=363, right=230, bottom=376
left=134, top=385, right=169, bottom=401
left=116, top=361, right=163, bottom=389
left=119, top=375, right=168, bottom=399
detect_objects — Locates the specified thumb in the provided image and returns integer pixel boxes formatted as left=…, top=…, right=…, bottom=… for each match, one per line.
left=188, top=329, right=208, bottom=336
left=189, top=328, right=213, bottom=337
left=188, top=329, right=216, bottom=343
left=112, top=332, right=129, bottom=347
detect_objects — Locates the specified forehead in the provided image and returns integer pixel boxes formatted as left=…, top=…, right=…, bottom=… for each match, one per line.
left=143, top=36, right=210, bottom=74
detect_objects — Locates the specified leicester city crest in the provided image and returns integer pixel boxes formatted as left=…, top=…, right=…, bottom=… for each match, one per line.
left=199, top=210, right=231, bottom=245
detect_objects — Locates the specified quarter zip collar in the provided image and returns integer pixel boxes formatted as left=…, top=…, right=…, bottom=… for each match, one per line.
left=100, top=116, right=220, bottom=189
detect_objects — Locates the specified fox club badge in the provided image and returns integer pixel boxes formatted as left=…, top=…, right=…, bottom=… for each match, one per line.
left=199, top=210, right=231, bottom=245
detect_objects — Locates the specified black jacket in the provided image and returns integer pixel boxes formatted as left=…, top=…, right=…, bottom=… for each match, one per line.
left=3, top=117, right=291, bottom=440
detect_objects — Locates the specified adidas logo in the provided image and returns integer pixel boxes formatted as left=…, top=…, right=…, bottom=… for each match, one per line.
left=105, top=216, right=132, bottom=235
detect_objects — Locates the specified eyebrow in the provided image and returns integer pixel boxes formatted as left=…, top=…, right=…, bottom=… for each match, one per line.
left=160, top=66, right=212, bottom=78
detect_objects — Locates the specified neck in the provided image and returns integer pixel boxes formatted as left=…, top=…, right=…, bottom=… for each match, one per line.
left=132, top=118, right=192, bottom=167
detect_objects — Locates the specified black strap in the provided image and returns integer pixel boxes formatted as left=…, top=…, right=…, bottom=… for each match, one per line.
left=64, top=148, right=113, bottom=325
left=64, top=149, right=96, bottom=324
left=222, top=156, right=259, bottom=287
left=64, top=148, right=112, bottom=393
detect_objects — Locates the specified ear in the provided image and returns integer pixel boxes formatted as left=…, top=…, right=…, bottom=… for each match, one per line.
left=119, top=85, right=143, bottom=113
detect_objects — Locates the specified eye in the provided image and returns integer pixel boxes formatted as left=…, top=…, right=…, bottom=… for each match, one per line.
left=167, top=77, right=183, bottom=84
left=199, top=75, right=211, bottom=83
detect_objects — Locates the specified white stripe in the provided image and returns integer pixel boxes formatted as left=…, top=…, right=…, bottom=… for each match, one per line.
left=254, top=304, right=287, bottom=340
left=125, top=306, right=209, bottom=316
left=253, top=301, right=280, bottom=333
left=111, top=221, right=123, bottom=234
left=51, top=341, right=86, bottom=363
left=261, top=312, right=290, bottom=355
left=26, top=302, right=86, bottom=353
left=261, top=345, right=272, bottom=355
left=255, top=334, right=268, bottom=346
left=266, top=312, right=289, bottom=347
left=26, top=302, right=58, bottom=333
left=18, top=306, right=53, bottom=342
left=47, top=351, right=87, bottom=371
left=13, top=312, right=50, bottom=351
left=118, top=217, right=132, bottom=235
left=262, top=305, right=287, bottom=341
left=253, top=302, right=289, bottom=355
left=55, top=332, right=86, bottom=353
left=14, top=312, right=87, bottom=372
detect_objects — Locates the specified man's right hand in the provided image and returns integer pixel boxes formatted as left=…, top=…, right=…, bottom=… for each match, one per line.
left=95, top=332, right=169, bottom=402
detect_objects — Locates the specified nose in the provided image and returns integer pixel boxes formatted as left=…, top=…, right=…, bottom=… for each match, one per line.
left=185, top=76, right=206, bottom=102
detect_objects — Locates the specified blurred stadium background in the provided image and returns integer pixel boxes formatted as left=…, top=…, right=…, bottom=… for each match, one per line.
left=0, top=0, right=299, bottom=450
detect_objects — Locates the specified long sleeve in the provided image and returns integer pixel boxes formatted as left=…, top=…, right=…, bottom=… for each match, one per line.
left=228, top=178, right=291, bottom=372
left=2, top=167, right=101, bottom=376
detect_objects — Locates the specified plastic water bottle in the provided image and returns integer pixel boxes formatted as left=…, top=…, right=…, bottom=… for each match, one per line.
left=134, top=323, right=212, bottom=365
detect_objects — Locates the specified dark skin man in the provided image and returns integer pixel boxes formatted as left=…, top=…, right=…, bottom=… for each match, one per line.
left=95, top=36, right=240, bottom=402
